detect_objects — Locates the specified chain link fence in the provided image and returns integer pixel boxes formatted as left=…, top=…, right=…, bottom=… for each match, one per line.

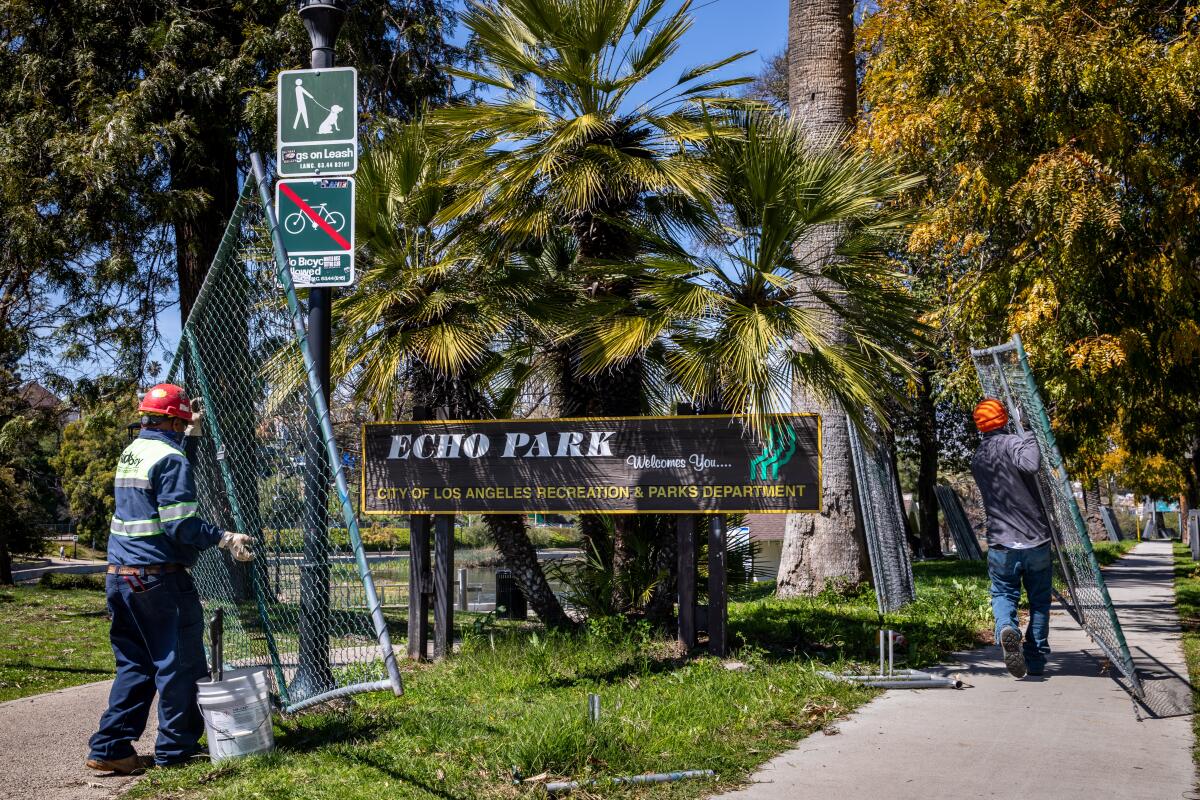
left=166, top=157, right=402, bottom=711
left=1188, top=510, right=1199, bottom=562
left=971, top=336, right=1141, bottom=697
left=847, top=415, right=915, bottom=614
left=1100, top=506, right=1126, bottom=543
left=934, top=485, right=984, bottom=561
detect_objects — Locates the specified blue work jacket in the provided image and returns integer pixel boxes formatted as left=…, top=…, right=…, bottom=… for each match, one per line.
left=107, top=429, right=224, bottom=566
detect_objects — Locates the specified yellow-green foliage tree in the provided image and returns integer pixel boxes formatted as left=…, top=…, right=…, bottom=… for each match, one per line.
left=53, top=397, right=135, bottom=550
left=858, top=0, right=1200, bottom=499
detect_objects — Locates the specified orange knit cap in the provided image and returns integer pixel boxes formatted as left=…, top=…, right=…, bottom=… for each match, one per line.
left=974, top=398, right=1008, bottom=433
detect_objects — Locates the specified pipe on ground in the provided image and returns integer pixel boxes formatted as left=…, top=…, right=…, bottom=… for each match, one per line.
left=545, top=769, right=716, bottom=795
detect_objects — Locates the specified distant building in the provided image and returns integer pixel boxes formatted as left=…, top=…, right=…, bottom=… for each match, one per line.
left=18, top=381, right=79, bottom=424
left=743, top=513, right=786, bottom=580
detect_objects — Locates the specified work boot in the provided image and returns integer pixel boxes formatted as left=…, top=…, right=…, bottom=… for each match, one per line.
left=85, top=754, right=150, bottom=775
left=999, top=626, right=1027, bottom=678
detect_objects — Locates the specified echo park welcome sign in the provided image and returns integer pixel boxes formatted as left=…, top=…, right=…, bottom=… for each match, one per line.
left=360, top=415, right=821, bottom=515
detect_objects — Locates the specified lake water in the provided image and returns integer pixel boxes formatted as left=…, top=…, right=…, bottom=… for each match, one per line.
left=267, top=547, right=582, bottom=615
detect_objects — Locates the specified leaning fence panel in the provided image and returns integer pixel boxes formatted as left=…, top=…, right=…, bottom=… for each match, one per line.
left=970, top=336, right=1141, bottom=697
left=1189, top=510, right=1199, bottom=562
left=934, top=485, right=983, bottom=561
left=847, top=416, right=915, bottom=614
left=166, top=160, right=402, bottom=711
left=1099, top=506, right=1126, bottom=543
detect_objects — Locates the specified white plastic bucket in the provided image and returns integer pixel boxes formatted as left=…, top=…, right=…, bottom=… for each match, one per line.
left=196, top=668, right=275, bottom=762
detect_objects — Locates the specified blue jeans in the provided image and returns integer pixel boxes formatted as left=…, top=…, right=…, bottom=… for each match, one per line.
left=89, top=571, right=208, bottom=765
left=988, top=543, right=1053, bottom=671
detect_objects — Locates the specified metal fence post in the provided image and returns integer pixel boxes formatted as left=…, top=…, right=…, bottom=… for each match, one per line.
left=707, top=516, right=727, bottom=657
left=433, top=516, right=454, bottom=659
left=677, top=516, right=697, bottom=649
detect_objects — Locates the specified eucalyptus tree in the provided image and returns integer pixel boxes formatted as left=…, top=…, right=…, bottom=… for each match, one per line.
left=335, top=120, right=573, bottom=629
left=1, top=0, right=459, bottom=395
left=436, top=0, right=752, bottom=607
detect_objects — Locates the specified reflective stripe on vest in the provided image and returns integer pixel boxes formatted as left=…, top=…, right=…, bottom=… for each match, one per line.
left=110, top=437, right=187, bottom=538
left=159, top=501, right=198, bottom=523
left=110, top=517, right=164, bottom=537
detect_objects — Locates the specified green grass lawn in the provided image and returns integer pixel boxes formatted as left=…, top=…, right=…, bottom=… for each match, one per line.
left=1091, top=539, right=1138, bottom=567
left=0, top=582, right=114, bottom=702
left=128, top=559, right=992, bottom=800
left=1172, top=542, right=1200, bottom=775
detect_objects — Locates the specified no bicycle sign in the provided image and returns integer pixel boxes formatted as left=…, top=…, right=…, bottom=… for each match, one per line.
left=275, top=177, right=355, bottom=288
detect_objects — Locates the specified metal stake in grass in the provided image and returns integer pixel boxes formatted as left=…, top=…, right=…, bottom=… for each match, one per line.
left=546, top=770, right=716, bottom=795
left=587, top=693, right=600, bottom=724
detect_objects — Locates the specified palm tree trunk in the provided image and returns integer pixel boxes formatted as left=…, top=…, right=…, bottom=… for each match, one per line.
left=555, top=316, right=647, bottom=613
left=1083, top=480, right=1107, bottom=542
left=642, top=515, right=678, bottom=630
left=787, top=0, right=858, bottom=140
left=777, top=0, right=868, bottom=596
left=413, top=364, right=573, bottom=628
left=485, top=515, right=575, bottom=630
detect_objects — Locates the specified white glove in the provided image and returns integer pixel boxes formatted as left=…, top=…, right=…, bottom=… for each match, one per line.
left=184, top=398, right=204, bottom=438
left=219, top=531, right=254, bottom=562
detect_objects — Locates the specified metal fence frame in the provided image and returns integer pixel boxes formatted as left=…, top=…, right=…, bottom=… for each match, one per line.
left=971, top=335, right=1141, bottom=697
left=165, top=157, right=403, bottom=711
left=934, top=485, right=984, bottom=561
left=1100, top=506, right=1126, bottom=543
left=846, top=415, right=915, bottom=614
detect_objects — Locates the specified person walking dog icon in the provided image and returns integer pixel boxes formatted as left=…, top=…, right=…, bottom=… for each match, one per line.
left=293, top=78, right=316, bottom=131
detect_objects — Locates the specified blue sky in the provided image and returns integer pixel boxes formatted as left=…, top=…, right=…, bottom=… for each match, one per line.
left=146, top=0, right=789, bottom=382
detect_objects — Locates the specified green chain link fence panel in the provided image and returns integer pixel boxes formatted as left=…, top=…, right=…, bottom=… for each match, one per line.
left=971, top=336, right=1141, bottom=697
left=1100, top=506, right=1126, bottom=543
left=166, top=157, right=402, bottom=711
left=847, top=415, right=915, bottom=614
left=934, top=485, right=984, bottom=561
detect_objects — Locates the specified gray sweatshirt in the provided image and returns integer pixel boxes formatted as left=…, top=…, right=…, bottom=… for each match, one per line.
left=970, top=431, right=1052, bottom=549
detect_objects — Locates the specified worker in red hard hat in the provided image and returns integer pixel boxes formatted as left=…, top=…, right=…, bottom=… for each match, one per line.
left=970, top=397, right=1053, bottom=679
left=87, top=384, right=254, bottom=775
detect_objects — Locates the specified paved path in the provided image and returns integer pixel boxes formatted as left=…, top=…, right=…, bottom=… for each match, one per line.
left=12, top=557, right=108, bottom=584
left=0, top=681, right=155, bottom=800
left=715, top=541, right=1195, bottom=800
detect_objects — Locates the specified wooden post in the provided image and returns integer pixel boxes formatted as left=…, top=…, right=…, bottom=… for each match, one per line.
left=677, top=516, right=697, bottom=649
left=407, top=514, right=431, bottom=661
left=433, top=515, right=454, bottom=660
left=707, top=515, right=727, bottom=657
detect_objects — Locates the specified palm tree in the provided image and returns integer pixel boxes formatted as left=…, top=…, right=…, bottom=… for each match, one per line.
left=776, top=0, right=868, bottom=596
left=437, top=0, right=752, bottom=609
left=334, top=119, right=574, bottom=629
left=578, top=112, right=925, bottom=444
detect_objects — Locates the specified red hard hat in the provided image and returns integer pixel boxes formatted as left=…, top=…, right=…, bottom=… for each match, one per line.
left=974, top=398, right=1008, bottom=433
left=138, top=383, right=193, bottom=421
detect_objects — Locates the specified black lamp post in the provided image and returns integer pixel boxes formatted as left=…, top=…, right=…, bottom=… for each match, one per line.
left=292, top=0, right=347, bottom=699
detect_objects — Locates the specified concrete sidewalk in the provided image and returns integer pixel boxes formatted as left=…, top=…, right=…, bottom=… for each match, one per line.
left=0, top=681, right=155, bottom=800
left=715, top=541, right=1195, bottom=800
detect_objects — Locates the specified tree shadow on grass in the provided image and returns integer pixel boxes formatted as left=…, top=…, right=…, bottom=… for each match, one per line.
left=729, top=603, right=986, bottom=668
left=272, top=708, right=395, bottom=753
left=911, top=558, right=989, bottom=581
left=338, top=748, right=465, bottom=800
left=0, top=661, right=112, bottom=676
left=540, top=652, right=689, bottom=689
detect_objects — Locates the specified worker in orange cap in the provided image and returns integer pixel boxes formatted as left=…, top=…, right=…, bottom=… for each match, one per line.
left=87, top=384, right=254, bottom=775
left=970, top=397, right=1053, bottom=678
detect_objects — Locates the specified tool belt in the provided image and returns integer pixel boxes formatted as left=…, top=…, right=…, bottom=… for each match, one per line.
left=107, top=563, right=185, bottom=576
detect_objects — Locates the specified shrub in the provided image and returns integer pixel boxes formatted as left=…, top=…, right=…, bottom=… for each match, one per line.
left=39, top=572, right=105, bottom=590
